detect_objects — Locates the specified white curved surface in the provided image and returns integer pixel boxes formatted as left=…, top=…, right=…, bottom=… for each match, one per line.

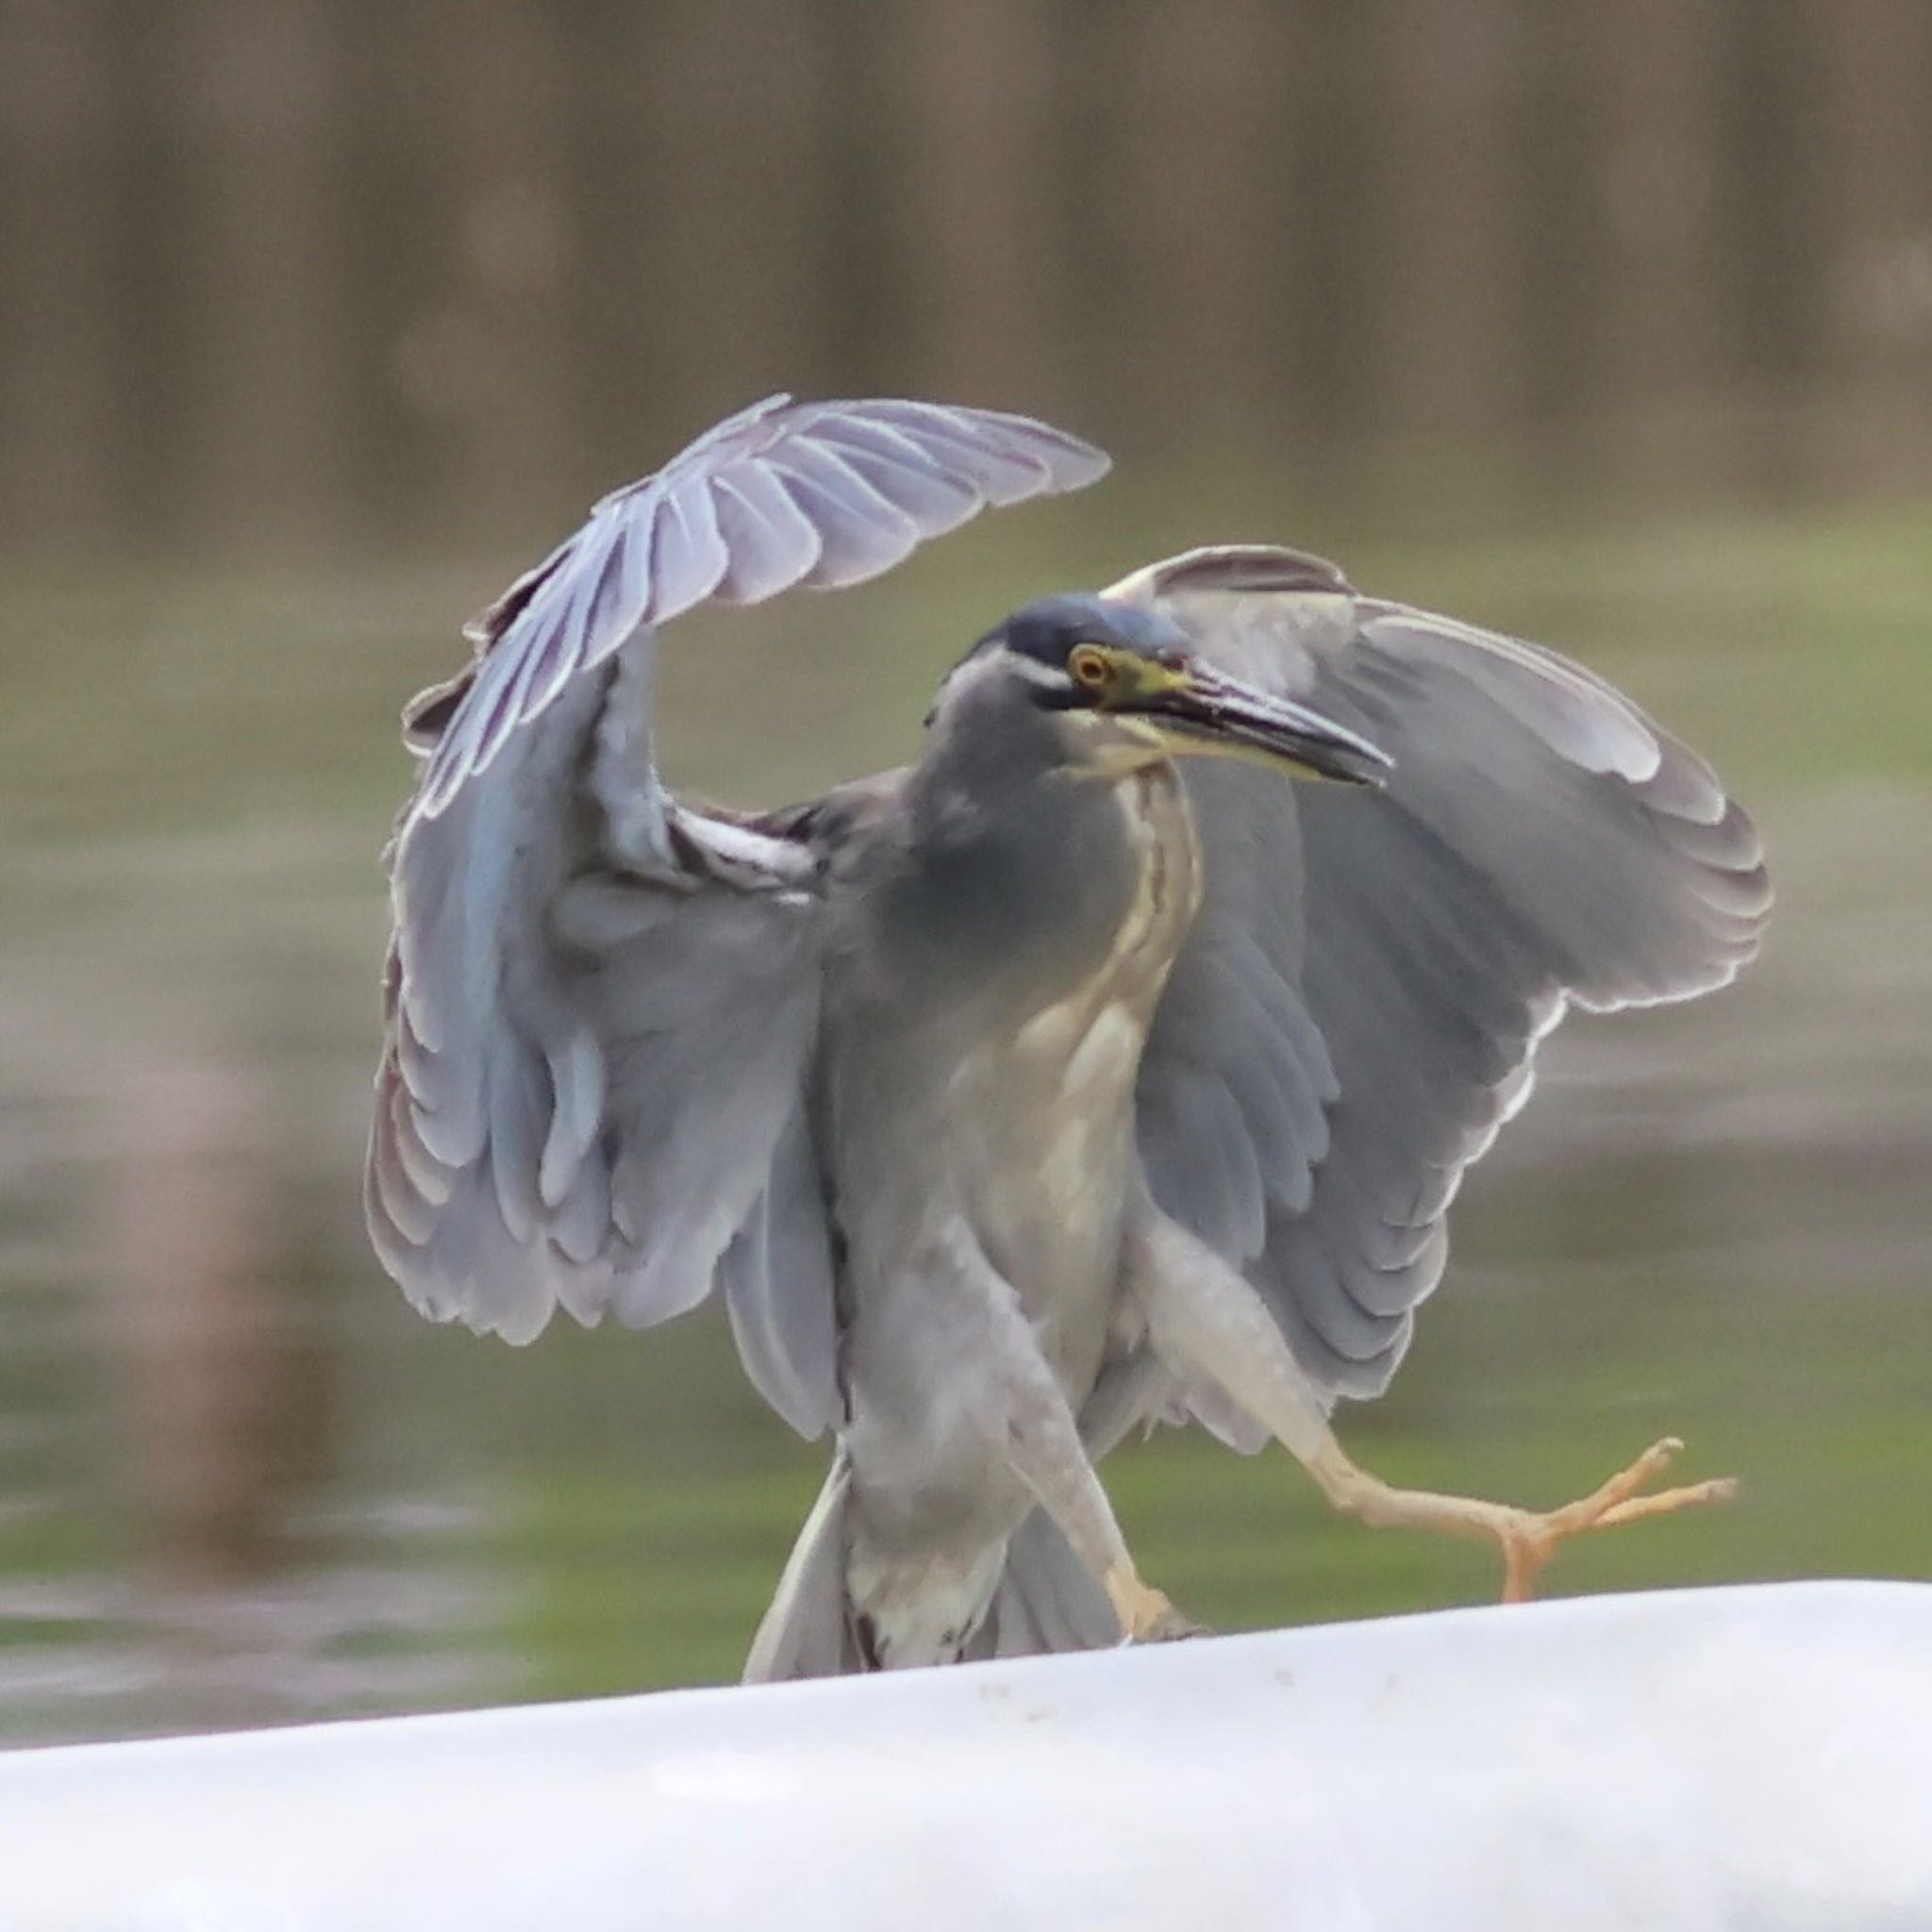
left=2, top=1582, right=1928, bottom=1932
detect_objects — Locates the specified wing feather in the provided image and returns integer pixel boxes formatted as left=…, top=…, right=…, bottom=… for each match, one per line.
left=414, top=395, right=1108, bottom=813
left=645, top=473, right=731, bottom=624
left=710, top=466, right=824, bottom=604
left=370, top=398, right=1108, bottom=1432
left=1116, top=546, right=1770, bottom=1404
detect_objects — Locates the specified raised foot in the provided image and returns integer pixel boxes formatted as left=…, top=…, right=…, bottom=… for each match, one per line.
left=1320, top=1433, right=1737, bottom=1605
left=1104, top=1567, right=1210, bottom=1645
left=1490, top=1436, right=1738, bottom=1603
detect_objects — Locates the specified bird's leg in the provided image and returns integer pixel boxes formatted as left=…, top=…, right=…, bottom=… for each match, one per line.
left=1125, top=1209, right=1735, bottom=1603
left=939, top=1223, right=1203, bottom=1644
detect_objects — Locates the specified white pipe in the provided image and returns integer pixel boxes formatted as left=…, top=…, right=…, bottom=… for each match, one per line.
left=2, top=1582, right=1927, bottom=1931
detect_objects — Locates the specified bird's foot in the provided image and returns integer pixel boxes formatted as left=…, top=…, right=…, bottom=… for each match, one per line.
left=1489, top=1436, right=1738, bottom=1603
left=1104, top=1566, right=1209, bottom=1644
left=1313, top=1435, right=1737, bottom=1604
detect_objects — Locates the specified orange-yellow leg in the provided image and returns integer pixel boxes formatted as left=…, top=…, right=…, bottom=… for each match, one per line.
left=1128, top=1211, right=1739, bottom=1606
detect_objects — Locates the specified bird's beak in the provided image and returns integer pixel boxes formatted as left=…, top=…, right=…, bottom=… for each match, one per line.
left=1130, top=662, right=1392, bottom=786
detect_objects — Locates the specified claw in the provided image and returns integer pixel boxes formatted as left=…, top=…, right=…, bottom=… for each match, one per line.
left=1136, top=1603, right=1210, bottom=1644
left=1104, top=1568, right=1208, bottom=1644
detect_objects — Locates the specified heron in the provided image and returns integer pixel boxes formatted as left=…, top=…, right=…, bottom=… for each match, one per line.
left=367, top=396, right=1769, bottom=1678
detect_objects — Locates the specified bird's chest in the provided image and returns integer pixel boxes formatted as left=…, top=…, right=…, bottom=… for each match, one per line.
left=997, top=767, right=1200, bottom=1120
left=951, top=768, right=1202, bottom=1303
left=826, top=766, right=1200, bottom=1354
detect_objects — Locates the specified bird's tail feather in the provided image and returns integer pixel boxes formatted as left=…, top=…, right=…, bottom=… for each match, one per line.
left=742, top=1453, right=865, bottom=1681
left=743, top=1457, right=1119, bottom=1681
left=973, top=1508, right=1120, bottom=1659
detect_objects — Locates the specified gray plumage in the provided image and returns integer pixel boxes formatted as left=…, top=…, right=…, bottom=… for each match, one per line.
left=1113, top=547, right=1766, bottom=1398
left=368, top=396, right=1769, bottom=1677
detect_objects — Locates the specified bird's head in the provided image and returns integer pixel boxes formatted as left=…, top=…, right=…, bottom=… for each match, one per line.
left=952, top=593, right=1391, bottom=786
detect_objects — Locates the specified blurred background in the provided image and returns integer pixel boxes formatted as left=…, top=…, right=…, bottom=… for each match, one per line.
left=2, top=1, right=1929, bottom=1746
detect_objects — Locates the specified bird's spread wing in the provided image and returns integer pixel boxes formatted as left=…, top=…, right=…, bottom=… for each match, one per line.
left=1111, top=546, right=1771, bottom=1404
left=367, top=397, right=1108, bottom=1433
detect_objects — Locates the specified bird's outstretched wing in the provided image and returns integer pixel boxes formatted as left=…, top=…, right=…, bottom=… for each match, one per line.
left=367, top=397, right=1108, bottom=1433
left=1110, top=546, right=1771, bottom=1403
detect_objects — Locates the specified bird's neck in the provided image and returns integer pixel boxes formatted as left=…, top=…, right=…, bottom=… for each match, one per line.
left=877, top=691, right=1202, bottom=1024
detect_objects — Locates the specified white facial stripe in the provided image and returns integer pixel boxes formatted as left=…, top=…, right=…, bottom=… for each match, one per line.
left=1004, top=652, right=1075, bottom=692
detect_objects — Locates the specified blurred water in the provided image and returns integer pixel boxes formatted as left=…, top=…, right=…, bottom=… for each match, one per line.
left=1, top=487, right=1929, bottom=1745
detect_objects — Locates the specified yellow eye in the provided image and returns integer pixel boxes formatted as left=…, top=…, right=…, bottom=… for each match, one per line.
left=1069, top=644, right=1112, bottom=692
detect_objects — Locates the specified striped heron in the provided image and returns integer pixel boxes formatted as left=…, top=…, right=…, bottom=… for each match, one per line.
left=367, top=397, right=1768, bottom=1676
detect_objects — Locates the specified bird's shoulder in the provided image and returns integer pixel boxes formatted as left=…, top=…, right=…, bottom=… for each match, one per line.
left=734, top=768, right=914, bottom=879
